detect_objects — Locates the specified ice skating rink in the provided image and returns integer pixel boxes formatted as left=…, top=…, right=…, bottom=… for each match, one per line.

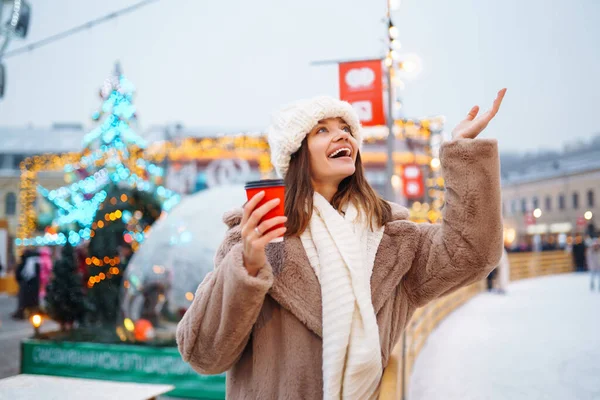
left=409, top=273, right=600, bottom=400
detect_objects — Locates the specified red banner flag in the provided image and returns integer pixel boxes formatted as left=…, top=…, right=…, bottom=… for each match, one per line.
left=402, top=165, right=424, bottom=199
left=338, top=60, right=385, bottom=126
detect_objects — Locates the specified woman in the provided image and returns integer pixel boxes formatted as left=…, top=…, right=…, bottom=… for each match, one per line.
left=177, top=91, right=506, bottom=399
left=587, top=238, right=600, bottom=291
left=38, top=247, right=54, bottom=307
left=490, top=247, right=511, bottom=294
left=12, top=247, right=41, bottom=319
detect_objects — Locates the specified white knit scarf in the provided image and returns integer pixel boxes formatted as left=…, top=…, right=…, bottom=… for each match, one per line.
left=300, top=193, right=385, bottom=400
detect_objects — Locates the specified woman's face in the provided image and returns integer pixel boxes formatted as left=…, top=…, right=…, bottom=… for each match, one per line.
left=306, top=117, right=358, bottom=187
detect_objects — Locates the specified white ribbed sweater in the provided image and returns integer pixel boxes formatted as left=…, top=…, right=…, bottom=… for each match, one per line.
left=300, top=193, right=385, bottom=400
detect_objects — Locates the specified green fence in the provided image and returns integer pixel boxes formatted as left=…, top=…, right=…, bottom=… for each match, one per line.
left=20, top=339, right=226, bottom=399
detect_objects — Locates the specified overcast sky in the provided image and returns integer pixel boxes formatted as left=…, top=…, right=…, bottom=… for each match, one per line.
left=0, top=0, right=598, bottom=153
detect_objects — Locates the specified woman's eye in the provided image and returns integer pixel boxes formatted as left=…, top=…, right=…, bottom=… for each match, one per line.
left=317, top=127, right=327, bottom=134
left=342, top=126, right=351, bottom=133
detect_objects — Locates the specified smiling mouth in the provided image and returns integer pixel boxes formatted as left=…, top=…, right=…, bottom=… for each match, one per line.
left=327, top=147, right=352, bottom=159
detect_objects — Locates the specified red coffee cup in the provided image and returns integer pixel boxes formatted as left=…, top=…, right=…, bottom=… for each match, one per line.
left=244, top=179, right=286, bottom=243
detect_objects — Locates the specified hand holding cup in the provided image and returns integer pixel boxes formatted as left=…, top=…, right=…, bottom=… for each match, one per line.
left=240, top=191, right=287, bottom=276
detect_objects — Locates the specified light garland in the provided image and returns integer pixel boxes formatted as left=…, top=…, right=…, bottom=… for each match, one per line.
left=407, top=116, right=446, bottom=223
left=86, top=256, right=121, bottom=267
left=87, top=265, right=121, bottom=289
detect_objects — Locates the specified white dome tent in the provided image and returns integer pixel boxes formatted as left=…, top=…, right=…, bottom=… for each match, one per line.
left=120, top=184, right=247, bottom=342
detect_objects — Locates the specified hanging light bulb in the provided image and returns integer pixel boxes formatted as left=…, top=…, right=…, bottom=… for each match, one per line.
left=391, top=175, right=402, bottom=190
left=394, top=100, right=403, bottom=112
left=390, top=0, right=401, bottom=10
left=391, top=38, right=401, bottom=49
left=397, top=53, right=423, bottom=80
left=385, top=56, right=393, bottom=67
left=400, top=60, right=416, bottom=73
left=388, top=21, right=399, bottom=39
left=393, top=76, right=405, bottom=90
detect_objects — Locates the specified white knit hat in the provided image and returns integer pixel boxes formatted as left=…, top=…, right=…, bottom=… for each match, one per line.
left=267, top=95, right=363, bottom=178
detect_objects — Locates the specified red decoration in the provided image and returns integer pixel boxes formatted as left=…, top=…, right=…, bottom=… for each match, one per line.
left=134, top=319, right=154, bottom=342
left=402, top=165, right=424, bottom=199
left=338, top=60, right=385, bottom=126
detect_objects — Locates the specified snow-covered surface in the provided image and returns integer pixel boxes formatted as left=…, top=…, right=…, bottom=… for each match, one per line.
left=409, top=273, right=600, bottom=400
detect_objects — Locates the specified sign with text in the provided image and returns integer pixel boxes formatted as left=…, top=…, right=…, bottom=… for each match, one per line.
left=21, top=339, right=225, bottom=399
left=338, top=60, right=385, bottom=126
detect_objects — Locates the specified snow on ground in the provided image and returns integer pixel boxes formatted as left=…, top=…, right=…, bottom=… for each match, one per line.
left=409, top=273, right=600, bottom=400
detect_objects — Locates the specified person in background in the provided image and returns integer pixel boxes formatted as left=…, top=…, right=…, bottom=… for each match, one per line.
left=486, top=267, right=497, bottom=292
left=38, top=247, right=53, bottom=307
left=75, top=245, right=90, bottom=292
left=496, top=248, right=511, bottom=294
left=586, top=239, right=600, bottom=291
left=118, top=243, right=134, bottom=266
left=487, top=246, right=510, bottom=294
left=11, top=247, right=41, bottom=320
left=117, top=242, right=134, bottom=286
left=572, top=235, right=587, bottom=272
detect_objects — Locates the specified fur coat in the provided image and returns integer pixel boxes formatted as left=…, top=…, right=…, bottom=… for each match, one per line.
left=177, top=138, right=503, bottom=399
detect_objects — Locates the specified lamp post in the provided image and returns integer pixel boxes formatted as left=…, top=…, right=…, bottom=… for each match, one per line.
left=384, top=1, right=421, bottom=204
left=384, top=1, right=396, bottom=202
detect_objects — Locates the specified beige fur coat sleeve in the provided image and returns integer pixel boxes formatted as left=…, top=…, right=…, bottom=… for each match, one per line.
left=176, top=220, right=274, bottom=375
left=402, top=138, right=503, bottom=307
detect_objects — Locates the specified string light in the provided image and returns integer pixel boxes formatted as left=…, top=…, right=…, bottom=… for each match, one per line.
left=388, top=21, right=399, bottom=39
left=17, top=151, right=177, bottom=248
left=404, top=116, right=446, bottom=224
left=86, top=256, right=120, bottom=267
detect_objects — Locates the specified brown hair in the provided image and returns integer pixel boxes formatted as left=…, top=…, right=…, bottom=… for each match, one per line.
left=284, top=139, right=392, bottom=236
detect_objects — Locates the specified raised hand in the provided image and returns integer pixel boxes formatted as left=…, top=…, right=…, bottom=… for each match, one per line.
left=452, top=88, right=507, bottom=139
left=240, top=191, right=287, bottom=277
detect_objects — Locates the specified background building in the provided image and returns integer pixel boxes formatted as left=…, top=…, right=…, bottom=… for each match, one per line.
left=0, top=124, right=85, bottom=270
left=501, top=135, right=600, bottom=250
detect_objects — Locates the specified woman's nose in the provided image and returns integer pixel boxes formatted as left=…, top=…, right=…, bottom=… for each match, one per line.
left=335, top=129, right=350, bottom=141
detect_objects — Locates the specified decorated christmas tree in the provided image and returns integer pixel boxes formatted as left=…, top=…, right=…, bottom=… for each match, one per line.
left=45, top=244, right=86, bottom=330
left=32, top=63, right=180, bottom=326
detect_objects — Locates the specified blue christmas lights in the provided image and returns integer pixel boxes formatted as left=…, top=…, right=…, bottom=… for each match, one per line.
left=83, top=75, right=146, bottom=149
left=18, top=71, right=180, bottom=248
